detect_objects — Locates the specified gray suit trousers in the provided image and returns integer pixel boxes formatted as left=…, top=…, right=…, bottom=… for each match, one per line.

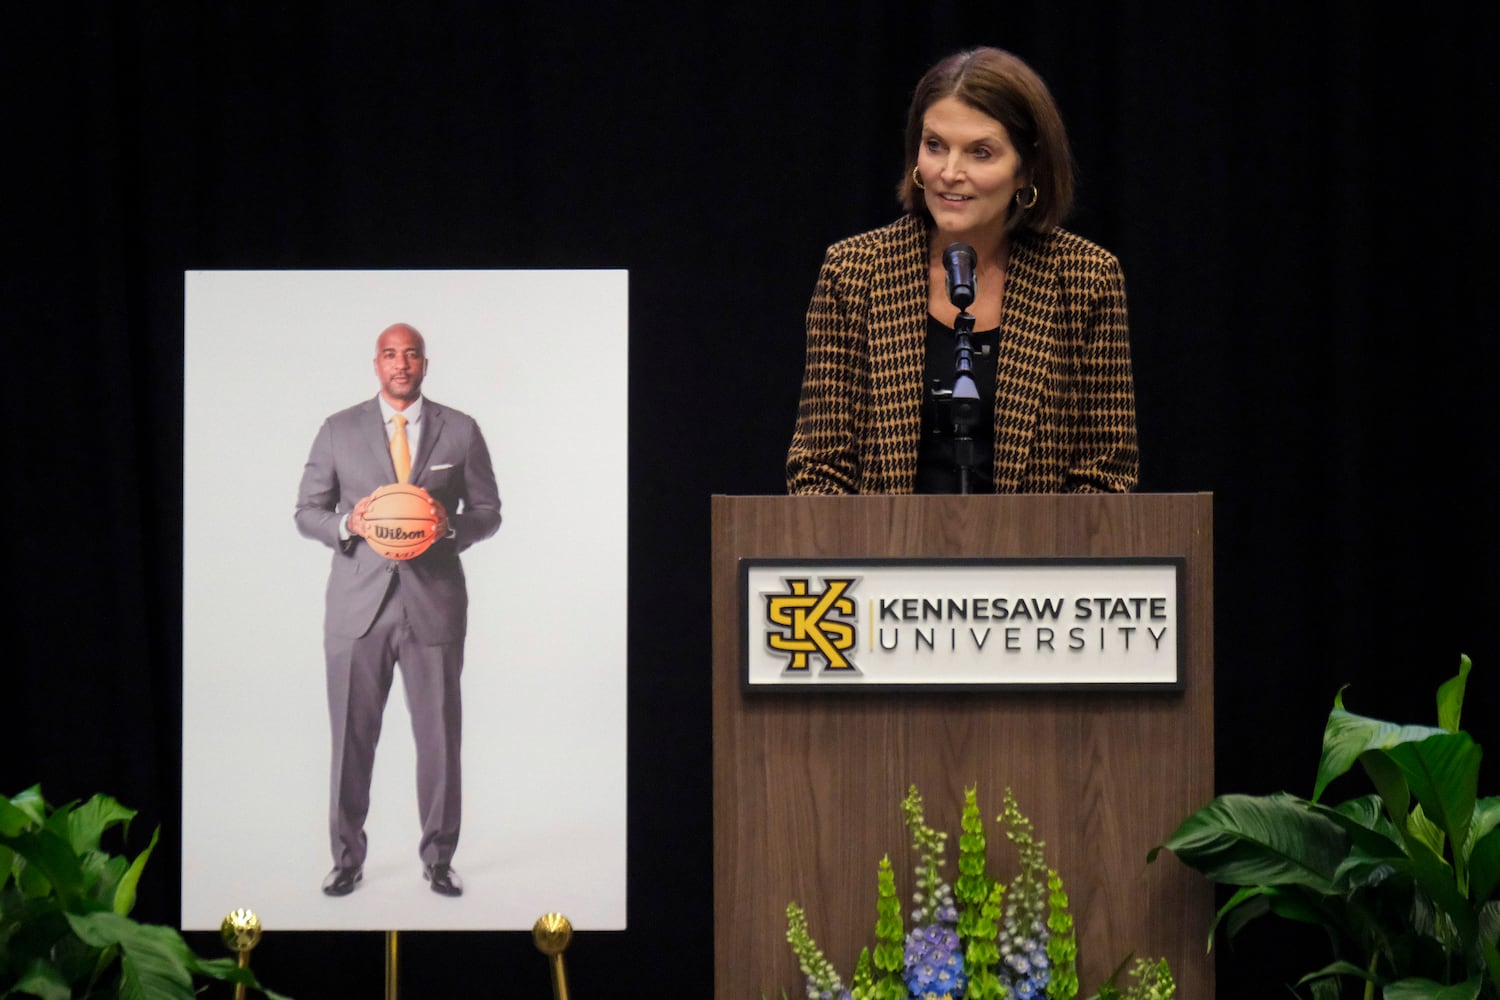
left=325, top=570, right=463, bottom=868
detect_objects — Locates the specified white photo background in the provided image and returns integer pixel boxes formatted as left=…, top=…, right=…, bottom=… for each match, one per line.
left=181, top=270, right=628, bottom=931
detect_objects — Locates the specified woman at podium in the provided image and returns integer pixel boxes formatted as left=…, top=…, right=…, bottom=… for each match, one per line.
left=786, top=47, right=1139, bottom=496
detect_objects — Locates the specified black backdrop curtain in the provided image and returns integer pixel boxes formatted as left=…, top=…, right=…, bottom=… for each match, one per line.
left=7, top=3, right=1496, bottom=997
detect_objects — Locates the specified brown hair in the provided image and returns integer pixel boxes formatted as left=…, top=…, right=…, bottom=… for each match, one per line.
left=897, top=47, right=1075, bottom=235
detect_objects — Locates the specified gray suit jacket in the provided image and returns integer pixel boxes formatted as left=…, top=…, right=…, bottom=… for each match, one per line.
left=295, top=396, right=502, bottom=643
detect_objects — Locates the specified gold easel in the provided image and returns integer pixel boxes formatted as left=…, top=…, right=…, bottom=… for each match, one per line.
left=222, top=908, right=573, bottom=997
left=532, top=913, right=573, bottom=1000
left=386, top=929, right=400, bottom=999
left=220, top=909, right=262, bottom=1000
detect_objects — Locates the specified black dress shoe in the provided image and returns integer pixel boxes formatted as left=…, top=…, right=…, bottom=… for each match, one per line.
left=322, top=866, right=363, bottom=896
left=424, top=863, right=463, bottom=897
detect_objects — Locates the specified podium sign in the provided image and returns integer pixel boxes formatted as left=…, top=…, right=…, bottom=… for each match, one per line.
left=743, top=557, right=1182, bottom=689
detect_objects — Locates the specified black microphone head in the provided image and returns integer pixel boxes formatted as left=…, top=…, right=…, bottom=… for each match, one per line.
left=942, top=242, right=977, bottom=310
left=942, top=242, right=976, bottom=269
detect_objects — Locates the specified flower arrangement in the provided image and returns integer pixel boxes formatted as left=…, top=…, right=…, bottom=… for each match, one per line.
left=785, top=785, right=1172, bottom=1000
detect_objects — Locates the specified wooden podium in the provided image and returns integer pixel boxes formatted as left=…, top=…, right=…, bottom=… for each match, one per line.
left=711, top=493, right=1215, bottom=1000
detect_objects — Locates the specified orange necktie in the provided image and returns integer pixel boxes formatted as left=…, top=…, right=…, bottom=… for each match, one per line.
left=390, top=413, right=411, bottom=483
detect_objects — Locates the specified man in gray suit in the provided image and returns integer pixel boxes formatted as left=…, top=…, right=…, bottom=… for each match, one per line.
left=295, top=322, right=501, bottom=898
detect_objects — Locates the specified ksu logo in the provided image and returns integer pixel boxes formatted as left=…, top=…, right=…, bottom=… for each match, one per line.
left=765, top=577, right=858, bottom=671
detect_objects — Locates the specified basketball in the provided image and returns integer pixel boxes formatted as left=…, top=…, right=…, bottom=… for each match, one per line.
left=361, top=483, right=442, bottom=561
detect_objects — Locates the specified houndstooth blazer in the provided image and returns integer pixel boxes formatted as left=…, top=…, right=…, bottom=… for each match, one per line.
left=786, top=214, right=1139, bottom=494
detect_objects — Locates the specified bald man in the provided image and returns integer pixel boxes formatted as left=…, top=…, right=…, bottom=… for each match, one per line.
left=295, top=323, right=501, bottom=898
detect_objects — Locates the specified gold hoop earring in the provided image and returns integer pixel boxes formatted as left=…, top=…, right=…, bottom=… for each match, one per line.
left=912, top=165, right=925, bottom=191
left=1015, top=184, right=1038, bottom=209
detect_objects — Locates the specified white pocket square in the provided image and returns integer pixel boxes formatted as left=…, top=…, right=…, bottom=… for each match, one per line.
left=429, top=463, right=454, bottom=471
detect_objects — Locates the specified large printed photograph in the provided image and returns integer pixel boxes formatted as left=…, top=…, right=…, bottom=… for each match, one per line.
left=181, top=270, right=628, bottom=931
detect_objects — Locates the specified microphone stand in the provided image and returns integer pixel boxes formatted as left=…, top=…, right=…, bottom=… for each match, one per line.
left=948, top=309, right=981, bottom=494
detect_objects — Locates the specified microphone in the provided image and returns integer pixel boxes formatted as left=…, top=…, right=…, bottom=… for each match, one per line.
left=942, top=242, right=977, bottom=310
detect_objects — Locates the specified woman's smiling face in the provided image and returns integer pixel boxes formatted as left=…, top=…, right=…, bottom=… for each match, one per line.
left=916, top=95, right=1029, bottom=246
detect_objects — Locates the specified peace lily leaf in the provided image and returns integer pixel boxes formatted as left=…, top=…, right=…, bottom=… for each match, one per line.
left=107, top=921, right=198, bottom=1000
left=1308, top=978, right=1343, bottom=1000
left=0, top=795, right=35, bottom=837
left=113, top=826, right=157, bottom=916
left=1407, top=888, right=1443, bottom=942
left=11, top=959, right=73, bottom=1000
left=1385, top=733, right=1481, bottom=852
left=66, top=911, right=264, bottom=1000
left=1483, top=927, right=1500, bottom=992
left=1152, top=792, right=1344, bottom=891
left=1295, top=958, right=1376, bottom=987
left=7, top=829, right=87, bottom=905
left=1408, top=804, right=1448, bottom=863
left=1360, top=747, right=1412, bottom=826
left=77, top=849, right=115, bottom=902
left=189, top=956, right=297, bottom=1000
left=1382, top=975, right=1482, bottom=1000
left=1437, top=655, right=1473, bottom=734
left=1225, top=888, right=1287, bottom=944
left=7, top=786, right=49, bottom=826
left=1469, top=798, right=1500, bottom=852
left=41, top=800, right=77, bottom=839
left=1315, top=795, right=1404, bottom=859
left=1332, top=849, right=1406, bottom=893
left=67, top=909, right=148, bottom=949
left=1471, top=825, right=1500, bottom=902
left=1404, top=832, right=1478, bottom=949
left=1315, top=700, right=1447, bottom=803
left=1265, top=884, right=1354, bottom=931
left=65, top=795, right=135, bottom=856
left=1207, top=884, right=1271, bottom=947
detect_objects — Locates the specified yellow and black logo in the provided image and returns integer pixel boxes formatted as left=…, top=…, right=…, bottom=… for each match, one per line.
left=765, top=577, right=858, bottom=671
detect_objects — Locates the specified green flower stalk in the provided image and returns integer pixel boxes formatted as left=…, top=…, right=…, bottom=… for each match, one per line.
left=1130, top=957, right=1174, bottom=1000
left=998, top=789, right=1048, bottom=931
left=1094, top=956, right=1174, bottom=1000
left=787, top=902, right=847, bottom=999
left=955, top=786, right=993, bottom=935
left=997, top=789, right=1051, bottom=997
left=872, top=856, right=907, bottom=1000
left=955, top=786, right=1003, bottom=998
left=963, top=880, right=1008, bottom=1000
left=1045, top=868, right=1079, bottom=1000
left=902, top=784, right=956, bottom=926
left=851, top=948, right=874, bottom=1000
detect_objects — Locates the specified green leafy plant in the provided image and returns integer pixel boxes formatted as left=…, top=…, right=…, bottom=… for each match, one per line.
left=1150, top=654, right=1500, bottom=999
left=0, top=785, right=291, bottom=999
left=786, top=784, right=1170, bottom=1000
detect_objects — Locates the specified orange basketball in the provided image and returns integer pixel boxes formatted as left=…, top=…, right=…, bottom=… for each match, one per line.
left=362, top=483, right=441, bottom=561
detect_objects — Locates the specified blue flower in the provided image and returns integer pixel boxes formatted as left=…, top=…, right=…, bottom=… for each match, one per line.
left=902, top=922, right=967, bottom=999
